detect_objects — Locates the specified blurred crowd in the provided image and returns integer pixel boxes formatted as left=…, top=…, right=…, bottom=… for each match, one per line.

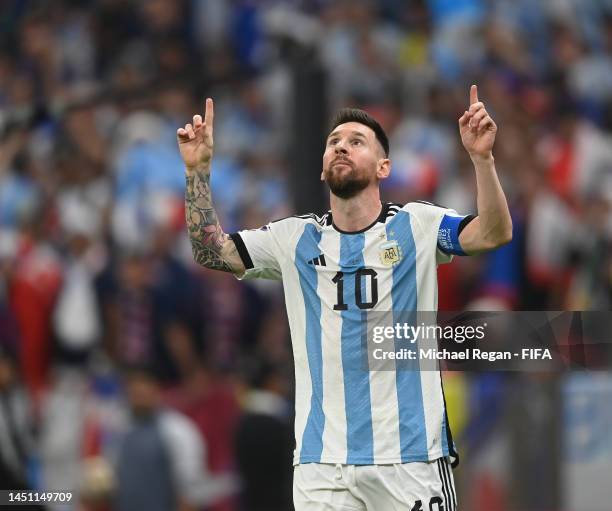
left=0, top=0, right=611, bottom=510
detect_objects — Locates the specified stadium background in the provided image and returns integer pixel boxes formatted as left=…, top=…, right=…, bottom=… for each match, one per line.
left=0, top=0, right=611, bottom=510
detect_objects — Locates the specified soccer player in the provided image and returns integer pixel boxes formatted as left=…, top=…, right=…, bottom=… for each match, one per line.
left=178, top=85, right=512, bottom=510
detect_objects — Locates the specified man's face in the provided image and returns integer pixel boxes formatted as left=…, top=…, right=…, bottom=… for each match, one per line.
left=322, top=122, right=388, bottom=199
left=126, top=374, right=159, bottom=419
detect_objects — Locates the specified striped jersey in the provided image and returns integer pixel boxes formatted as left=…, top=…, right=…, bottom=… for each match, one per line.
left=230, top=201, right=473, bottom=466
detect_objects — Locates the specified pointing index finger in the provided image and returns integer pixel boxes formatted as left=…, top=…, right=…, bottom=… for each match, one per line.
left=470, top=84, right=478, bottom=106
left=204, top=97, right=214, bottom=133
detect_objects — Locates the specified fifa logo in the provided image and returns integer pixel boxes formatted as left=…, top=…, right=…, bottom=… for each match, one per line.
left=379, top=241, right=401, bottom=266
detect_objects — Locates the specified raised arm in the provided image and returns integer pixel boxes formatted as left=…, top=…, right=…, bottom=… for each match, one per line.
left=178, top=98, right=245, bottom=273
left=457, top=85, right=513, bottom=254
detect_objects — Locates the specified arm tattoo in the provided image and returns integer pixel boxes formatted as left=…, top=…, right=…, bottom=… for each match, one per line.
left=185, top=168, right=234, bottom=272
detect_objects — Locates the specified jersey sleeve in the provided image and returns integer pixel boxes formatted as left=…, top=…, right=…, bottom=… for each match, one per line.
left=436, top=210, right=476, bottom=263
left=405, top=201, right=475, bottom=265
left=229, top=224, right=283, bottom=280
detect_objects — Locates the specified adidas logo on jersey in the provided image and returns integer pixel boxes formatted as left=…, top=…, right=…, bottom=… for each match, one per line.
left=307, top=254, right=327, bottom=266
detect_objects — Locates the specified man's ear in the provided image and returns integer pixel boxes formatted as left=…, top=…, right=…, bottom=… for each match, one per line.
left=377, top=158, right=391, bottom=180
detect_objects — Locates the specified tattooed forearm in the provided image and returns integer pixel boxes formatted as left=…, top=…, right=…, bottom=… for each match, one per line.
left=190, top=236, right=233, bottom=271
left=185, top=168, right=238, bottom=272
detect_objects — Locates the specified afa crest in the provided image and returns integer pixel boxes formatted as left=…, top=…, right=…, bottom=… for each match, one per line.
left=379, top=240, right=402, bottom=266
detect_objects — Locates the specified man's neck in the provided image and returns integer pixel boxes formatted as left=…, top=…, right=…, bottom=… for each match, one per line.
left=329, top=189, right=383, bottom=232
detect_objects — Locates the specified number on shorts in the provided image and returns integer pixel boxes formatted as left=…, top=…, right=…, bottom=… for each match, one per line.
left=429, top=496, right=444, bottom=510
left=411, top=497, right=445, bottom=511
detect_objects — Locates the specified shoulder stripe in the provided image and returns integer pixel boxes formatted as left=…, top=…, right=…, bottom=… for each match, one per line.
left=413, top=199, right=447, bottom=209
left=384, top=205, right=400, bottom=221
left=375, top=202, right=402, bottom=225
left=293, top=212, right=331, bottom=227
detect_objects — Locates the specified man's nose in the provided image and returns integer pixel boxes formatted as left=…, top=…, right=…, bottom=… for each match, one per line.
left=334, top=142, right=348, bottom=154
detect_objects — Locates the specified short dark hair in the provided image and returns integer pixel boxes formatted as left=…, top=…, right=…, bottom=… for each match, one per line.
left=329, top=108, right=389, bottom=157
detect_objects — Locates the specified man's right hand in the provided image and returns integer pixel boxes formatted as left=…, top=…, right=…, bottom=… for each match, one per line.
left=177, top=98, right=214, bottom=172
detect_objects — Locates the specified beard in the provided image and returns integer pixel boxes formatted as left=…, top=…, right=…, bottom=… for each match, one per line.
left=324, top=161, right=372, bottom=199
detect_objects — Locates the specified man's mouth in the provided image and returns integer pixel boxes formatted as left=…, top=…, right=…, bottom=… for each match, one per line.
left=332, top=159, right=353, bottom=169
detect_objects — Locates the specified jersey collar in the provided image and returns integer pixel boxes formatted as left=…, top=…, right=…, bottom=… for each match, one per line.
left=330, top=202, right=390, bottom=234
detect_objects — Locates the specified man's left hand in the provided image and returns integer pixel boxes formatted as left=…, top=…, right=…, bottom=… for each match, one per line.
left=458, top=85, right=497, bottom=160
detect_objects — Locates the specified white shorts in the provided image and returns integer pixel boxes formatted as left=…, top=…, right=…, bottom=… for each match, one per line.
left=293, top=458, right=456, bottom=511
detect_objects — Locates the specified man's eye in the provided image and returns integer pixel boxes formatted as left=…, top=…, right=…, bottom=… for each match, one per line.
left=352, top=139, right=362, bottom=145
left=328, top=139, right=338, bottom=145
